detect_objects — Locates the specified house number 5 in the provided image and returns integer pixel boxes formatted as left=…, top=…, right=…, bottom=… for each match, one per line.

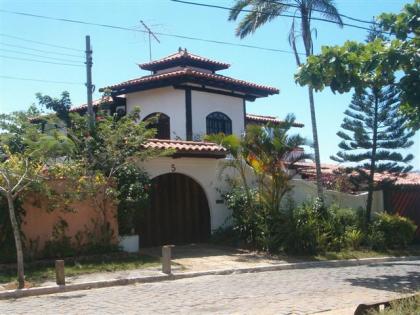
left=171, top=164, right=176, bottom=172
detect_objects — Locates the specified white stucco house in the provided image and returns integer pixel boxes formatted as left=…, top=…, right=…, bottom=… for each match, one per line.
left=70, top=48, right=302, bottom=247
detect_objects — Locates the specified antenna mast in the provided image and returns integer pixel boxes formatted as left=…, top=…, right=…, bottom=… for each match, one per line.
left=140, top=20, right=161, bottom=61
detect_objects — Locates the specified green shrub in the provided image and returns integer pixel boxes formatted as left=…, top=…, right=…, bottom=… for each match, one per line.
left=369, top=213, right=417, bottom=249
left=116, top=165, right=150, bottom=235
left=224, top=187, right=261, bottom=246
left=283, top=202, right=364, bottom=254
left=283, top=203, right=320, bottom=254
left=344, top=228, right=364, bottom=250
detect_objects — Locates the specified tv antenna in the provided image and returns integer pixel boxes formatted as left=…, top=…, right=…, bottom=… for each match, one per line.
left=140, top=20, right=161, bottom=61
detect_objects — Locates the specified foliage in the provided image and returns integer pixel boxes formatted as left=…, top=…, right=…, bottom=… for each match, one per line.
left=367, top=295, right=420, bottom=315
left=331, top=83, right=414, bottom=222
left=296, top=1, right=420, bottom=129
left=369, top=213, right=417, bottom=249
left=36, top=91, right=72, bottom=127
left=115, top=164, right=151, bottom=235
left=212, top=116, right=309, bottom=251
left=229, top=0, right=344, bottom=201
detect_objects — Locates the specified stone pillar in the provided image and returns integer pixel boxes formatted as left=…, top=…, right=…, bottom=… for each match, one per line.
left=162, top=245, right=172, bottom=274
left=55, top=260, right=65, bottom=285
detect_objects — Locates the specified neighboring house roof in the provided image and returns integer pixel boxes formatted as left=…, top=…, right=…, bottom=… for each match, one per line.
left=104, top=67, right=279, bottom=99
left=143, top=139, right=227, bottom=159
left=246, top=113, right=304, bottom=128
left=295, top=162, right=420, bottom=187
left=69, top=96, right=113, bottom=113
left=139, top=48, right=230, bottom=72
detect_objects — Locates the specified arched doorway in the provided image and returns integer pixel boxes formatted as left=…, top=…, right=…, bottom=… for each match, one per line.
left=139, top=173, right=211, bottom=247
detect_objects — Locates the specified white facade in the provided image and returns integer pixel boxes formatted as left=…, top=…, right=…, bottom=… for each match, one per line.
left=125, top=86, right=245, bottom=141
left=126, top=87, right=187, bottom=139
left=191, top=90, right=245, bottom=139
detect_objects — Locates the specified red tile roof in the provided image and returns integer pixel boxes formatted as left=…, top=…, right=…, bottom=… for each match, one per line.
left=139, top=49, right=230, bottom=71
left=295, top=162, right=420, bottom=187
left=105, top=68, right=279, bottom=96
left=143, top=139, right=227, bottom=157
left=246, top=114, right=304, bottom=128
left=69, top=96, right=113, bottom=113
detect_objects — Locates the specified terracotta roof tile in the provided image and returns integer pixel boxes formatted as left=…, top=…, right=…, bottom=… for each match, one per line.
left=69, top=96, right=113, bottom=113
left=295, top=162, right=420, bottom=187
left=246, top=113, right=304, bottom=127
left=143, top=139, right=227, bottom=157
left=106, top=68, right=279, bottom=95
left=139, top=49, right=230, bottom=71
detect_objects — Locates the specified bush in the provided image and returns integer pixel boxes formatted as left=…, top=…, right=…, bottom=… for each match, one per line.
left=343, top=228, right=364, bottom=250
left=116, top=165, right=150, bottom=235
left=369, top=213, right=417, bottom=249
left=224, top=187, right=261, bottom=246
left=283, top=202, right=368, bottom=254
left=283, top=202, right=321, bottom=254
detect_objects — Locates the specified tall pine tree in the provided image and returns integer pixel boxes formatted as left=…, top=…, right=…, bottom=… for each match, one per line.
left=331, top=85, right=414, bottom=224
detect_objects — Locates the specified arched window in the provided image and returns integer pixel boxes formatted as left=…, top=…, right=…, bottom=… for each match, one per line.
left=206, top=112, right=232, bottom=135
left=143, top=113, right=170, bottom=139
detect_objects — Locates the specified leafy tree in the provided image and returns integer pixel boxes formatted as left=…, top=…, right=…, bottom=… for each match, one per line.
left=0, top=109, right=75, bottom=288
left=36, top=91, right=72, bottom=127
left=207, top=115, right=310, bottom=250
left=331, top=85, right=414, bottom=224
left=329, top=27, right=415, bottom=225
left=228, top=0, right=344, bottom=201
left=296, top=1, right=419, bottom=129
left=38, top=93, right=170, bottom=237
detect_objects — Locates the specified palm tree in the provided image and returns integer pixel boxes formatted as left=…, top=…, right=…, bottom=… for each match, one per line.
left=229, top=0, right=343, bottom=200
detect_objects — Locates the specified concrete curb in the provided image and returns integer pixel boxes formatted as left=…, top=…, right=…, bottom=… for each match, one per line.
left=1, top=255, right=419, bottom=300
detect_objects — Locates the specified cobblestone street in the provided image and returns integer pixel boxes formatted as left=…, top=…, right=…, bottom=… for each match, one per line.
left=1, top=260, right=419, bottom=315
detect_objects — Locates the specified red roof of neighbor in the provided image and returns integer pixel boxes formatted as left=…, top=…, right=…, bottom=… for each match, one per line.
left=69, top=96, right=113, bottom=113
left=246, top=113, right=304, bottom=128
left=139, top=49, right=230, bottom=71
left=143, top=139, right=227, bottom=157
left=295, top=162, right=420, bottom=187
left=105, top=68, right=279, bottom=96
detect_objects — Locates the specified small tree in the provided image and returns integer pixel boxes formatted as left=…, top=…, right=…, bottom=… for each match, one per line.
left=207, top=115, right=309, bottom=250
left=331, top=85, right=414, bottom=224
left=0, top=110, right=74, bottom=288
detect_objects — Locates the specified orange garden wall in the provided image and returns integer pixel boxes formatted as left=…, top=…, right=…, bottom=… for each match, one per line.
left=20, top=191, right=118, bottom=253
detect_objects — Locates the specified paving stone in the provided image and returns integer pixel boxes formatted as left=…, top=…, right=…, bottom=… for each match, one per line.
left=0, top=260, right=419, bottom=314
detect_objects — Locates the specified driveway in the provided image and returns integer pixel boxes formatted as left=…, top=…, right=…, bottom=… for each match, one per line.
left=1, top=259, right=419, bottom=314
left=140, top=243, right=294, bottom=271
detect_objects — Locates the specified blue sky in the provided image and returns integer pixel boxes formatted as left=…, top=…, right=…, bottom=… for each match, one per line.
left=0, top=0, right=418, bottom=169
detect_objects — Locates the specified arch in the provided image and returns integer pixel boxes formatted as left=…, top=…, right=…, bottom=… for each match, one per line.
left=143, top=112, right=170, bottom=139
left=206, top=111, right=232, bottom=135
left=138, top=173, right=211, bottom=247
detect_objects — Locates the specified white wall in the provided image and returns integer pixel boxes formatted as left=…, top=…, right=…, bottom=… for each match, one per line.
left=126, top=87, right=186, bottom=139
left=191, top=90, right=245, bottom=139
left=288, top=179, right=384, bottom=214
left=125, top=87, right=246, bottom=141
left=139, top=157, right=232, bottom=230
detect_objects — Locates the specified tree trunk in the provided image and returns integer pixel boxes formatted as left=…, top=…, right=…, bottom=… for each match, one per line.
left=366, top=93, right=379, bottom=225
left=300, top=10, right=324, bottom=201
left=308, top=86, right=324, bottom=199
left=6, top=193, right=25, bottom=289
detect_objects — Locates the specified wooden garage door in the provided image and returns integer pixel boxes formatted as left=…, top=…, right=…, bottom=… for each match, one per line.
left=139, top=173, right=211, bottom=247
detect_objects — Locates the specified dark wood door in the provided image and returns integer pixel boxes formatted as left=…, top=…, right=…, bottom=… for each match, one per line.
left=139, top=173, right=211, bottom=247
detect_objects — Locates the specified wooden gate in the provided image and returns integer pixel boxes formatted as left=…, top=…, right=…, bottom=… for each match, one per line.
left=138, top=173, right=211, bottom=247
left=383, top=186, right=420, bottom=239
